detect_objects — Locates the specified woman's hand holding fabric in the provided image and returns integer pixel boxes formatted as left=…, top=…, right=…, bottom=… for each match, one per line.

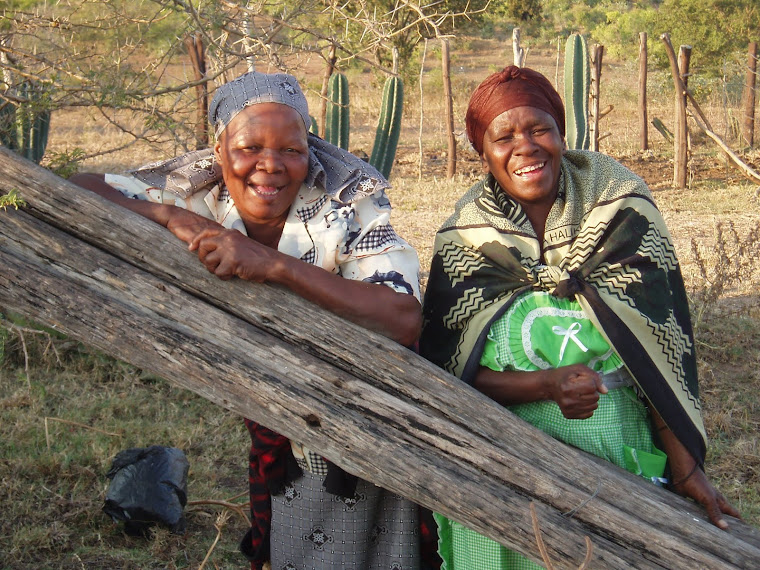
left=475, top=364, right=607, bottom=418
left=546, top=365, right=608, bottom=420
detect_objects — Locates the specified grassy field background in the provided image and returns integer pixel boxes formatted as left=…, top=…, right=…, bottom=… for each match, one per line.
left=2, top=37, right=760, bottom=568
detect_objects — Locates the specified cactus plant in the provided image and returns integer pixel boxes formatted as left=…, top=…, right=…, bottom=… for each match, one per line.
left=369, top=75, right=403, bottom=179
left=564, top=33, right=590, bottom=150
left=0, top=80, right=51, bottom=164
left=325, top=72, right=350, bottom=150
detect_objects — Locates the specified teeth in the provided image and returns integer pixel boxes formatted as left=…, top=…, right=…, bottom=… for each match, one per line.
left=515, top=162, right=545, bottom=175
left=253, top=185, right=279, bottom=196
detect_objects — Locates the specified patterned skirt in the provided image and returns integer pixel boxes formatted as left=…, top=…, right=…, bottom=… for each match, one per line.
left=270, top=469, right=421, bottom=570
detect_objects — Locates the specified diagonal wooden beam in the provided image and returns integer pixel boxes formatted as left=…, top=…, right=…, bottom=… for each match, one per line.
left=1, top=146, right=758, bottom=568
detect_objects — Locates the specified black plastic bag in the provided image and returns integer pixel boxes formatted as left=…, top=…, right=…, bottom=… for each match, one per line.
left=103, top=445, right=189, bottom=536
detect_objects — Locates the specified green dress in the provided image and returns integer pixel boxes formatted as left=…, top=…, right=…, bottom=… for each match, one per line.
left=435, top=291, right=666, bottom=570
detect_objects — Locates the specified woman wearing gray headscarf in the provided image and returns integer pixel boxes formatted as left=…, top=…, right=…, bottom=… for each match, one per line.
left=71, top=71, right=428, bottom=570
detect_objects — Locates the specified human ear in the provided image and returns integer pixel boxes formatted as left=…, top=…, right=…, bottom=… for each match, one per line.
left=213, top=140, right=223, bottom=165
left=480, top=153, right=490, bottom=174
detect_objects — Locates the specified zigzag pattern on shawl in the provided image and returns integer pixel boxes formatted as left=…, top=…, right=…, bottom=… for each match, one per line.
left=639, top=223, right=679, bottom=272
left=563, top=218, right=612, bottom=267
left=643, top=311, right=701, bottom=409
left=446, top=334, right=468, bottom=375
left=588, top=263, right=641, bottom=308
left=491, top=181, right=529, bottom=227
left=443, top=288, right=489, bottom=330
left=440, top=242, right=489, bottom=287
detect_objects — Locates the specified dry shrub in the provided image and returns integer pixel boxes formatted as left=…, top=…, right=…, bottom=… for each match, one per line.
left=683, top=221, right=760, bottom=522
left=687, top=221, right=760, bottom=337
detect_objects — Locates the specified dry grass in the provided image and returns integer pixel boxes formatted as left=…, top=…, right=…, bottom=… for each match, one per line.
left=3, top=36, right=760, bottom=568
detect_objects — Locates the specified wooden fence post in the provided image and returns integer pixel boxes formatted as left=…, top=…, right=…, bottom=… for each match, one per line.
left=674, top=45, right=692, bottom=188
left=662, top=33, right=690, bottom=189
left=512, top=27, right=526, bottom=67
left=659, top=35, right=760, bottom=184
left=183, top=33, right=208, bottom=150
left=638, top=32, right=649, bottom=151
left=441, top=38, right=456, bottom=178
left=742, top=41, right=757, bottom=148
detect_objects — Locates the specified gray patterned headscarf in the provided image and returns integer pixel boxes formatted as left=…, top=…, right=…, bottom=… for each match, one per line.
left=130, top=71, right=389, bottom=203
left=209, top=71, right=311, bottom=138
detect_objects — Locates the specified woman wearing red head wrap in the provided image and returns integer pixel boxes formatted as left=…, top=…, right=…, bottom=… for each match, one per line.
left=420, top=66, right=738, bottom=568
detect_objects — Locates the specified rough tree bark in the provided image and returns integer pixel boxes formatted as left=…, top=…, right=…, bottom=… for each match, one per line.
left=1, top=148, right=759, bottom=569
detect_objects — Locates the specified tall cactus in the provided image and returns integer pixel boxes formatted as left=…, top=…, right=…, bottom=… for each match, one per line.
left=0, top=80, right=51, bottom=164
left=564, top=33, right=590, bottom=150
left=369, top=75, right=403, bottom=179
left=324, top=72, right=350, bottom=150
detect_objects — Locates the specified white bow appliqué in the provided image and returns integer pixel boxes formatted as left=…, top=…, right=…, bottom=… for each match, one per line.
left=552, top=322, right=589, bottom=360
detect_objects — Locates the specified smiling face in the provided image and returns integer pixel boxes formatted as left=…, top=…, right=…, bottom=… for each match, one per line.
left=481, top=106, right=565, bottom=224
left=214, top=102, right=309, bottom=229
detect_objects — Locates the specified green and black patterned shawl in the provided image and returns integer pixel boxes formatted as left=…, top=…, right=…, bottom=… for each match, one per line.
left=420, top=150, right=706, bottom=464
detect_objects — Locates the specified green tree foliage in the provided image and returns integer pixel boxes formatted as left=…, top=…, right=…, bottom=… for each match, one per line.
left=538, top=0, right=610, bottom=38
left=592, top=0, right=758, bottom=74
left=495, top=0, right=543, bottom=22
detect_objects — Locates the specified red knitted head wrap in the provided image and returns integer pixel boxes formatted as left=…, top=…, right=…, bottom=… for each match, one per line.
left=465, top=65, right=565, bottom=155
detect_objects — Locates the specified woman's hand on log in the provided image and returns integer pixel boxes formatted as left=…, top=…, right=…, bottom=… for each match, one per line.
left=653, top=407, right=742, bottom=530
left=187, top=227, right=277, bottom=282
left=165, top=210, right=226, bottom=245
left=669, top=455, right=741, bottom=530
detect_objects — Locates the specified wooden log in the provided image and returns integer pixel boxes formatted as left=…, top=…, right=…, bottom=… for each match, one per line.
left=1, top=147, right=759, bottom=568
left=677, top=45, right=691, bottom=187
